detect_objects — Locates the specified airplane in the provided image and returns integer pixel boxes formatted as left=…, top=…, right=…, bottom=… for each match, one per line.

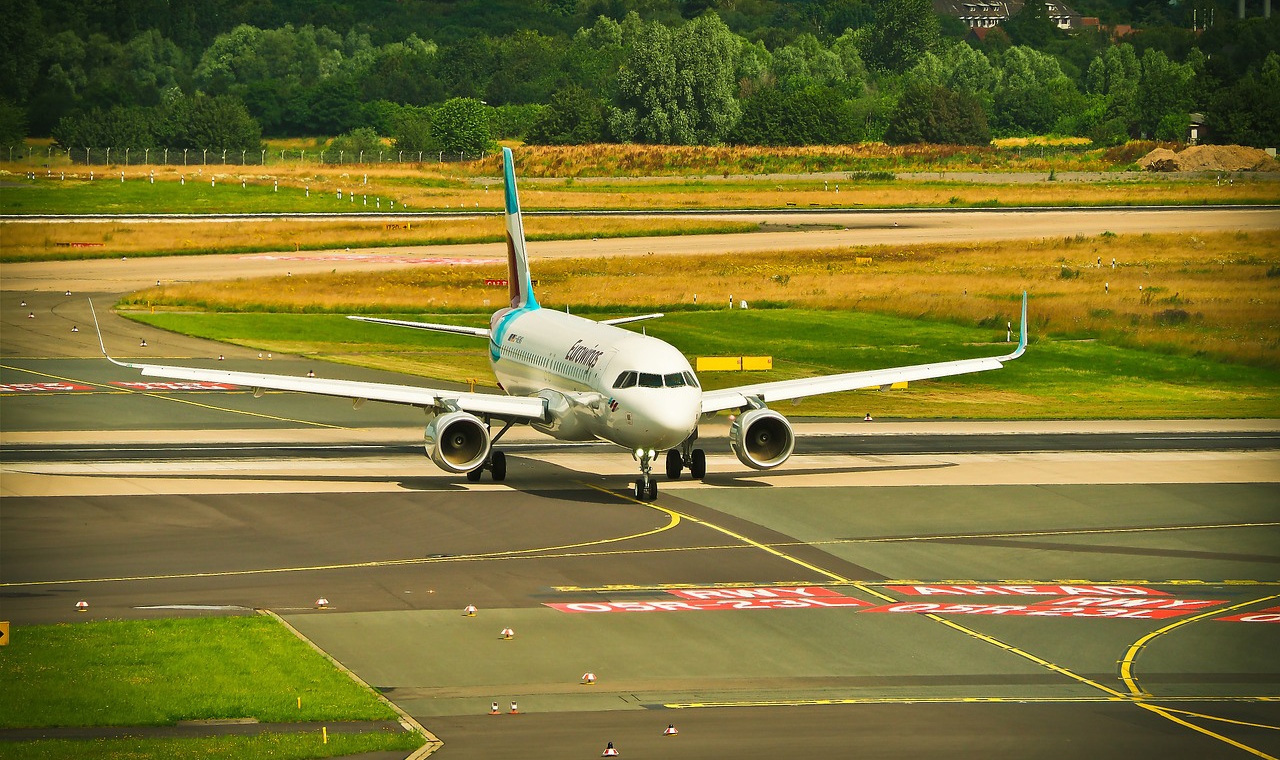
left=96, top=147, right=1027, bottom=500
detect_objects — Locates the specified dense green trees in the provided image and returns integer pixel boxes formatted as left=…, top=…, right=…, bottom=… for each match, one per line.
left=5, top=1, right=1276, bottom=152
left=885, top=82, right=990, bottom=145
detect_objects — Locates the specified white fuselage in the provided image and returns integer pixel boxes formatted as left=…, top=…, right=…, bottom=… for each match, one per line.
left=487, top=307, right=701, bottom=451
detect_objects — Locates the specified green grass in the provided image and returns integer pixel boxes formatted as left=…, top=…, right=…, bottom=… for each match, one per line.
left=0, top=617, right=398, bottom=728
left=0, top=732, right=423, bottom=760
left=0, top=178, right=364, bottom=215
left=119, top=308, right=1280, bottom=419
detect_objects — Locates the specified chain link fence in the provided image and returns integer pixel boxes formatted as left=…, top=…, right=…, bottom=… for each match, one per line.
left=3, top=145, right=489, bottom=167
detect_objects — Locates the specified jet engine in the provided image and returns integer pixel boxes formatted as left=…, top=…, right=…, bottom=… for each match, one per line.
left=424, top=410, right=491, bottom=473
left=728, top=407, right=795, bottom=470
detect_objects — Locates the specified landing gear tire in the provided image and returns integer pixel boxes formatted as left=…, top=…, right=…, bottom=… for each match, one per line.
left=665, top=449, right=683, bottom=480
left=491, top=450, right=507, bottom=481
left=634, top=476, right=658, bottom=501
left=465, top=467, right=483, bottom=482
left=690, top=448, right=707, bottom=479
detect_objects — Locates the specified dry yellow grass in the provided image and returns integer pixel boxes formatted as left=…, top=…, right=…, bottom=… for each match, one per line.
left=126, top=230, right=1280, bottom=367
left=2, top=216, right=754, bottom=259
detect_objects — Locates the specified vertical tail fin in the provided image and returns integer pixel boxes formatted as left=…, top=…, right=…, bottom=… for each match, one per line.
left=502, top=147, right=539, bottom=310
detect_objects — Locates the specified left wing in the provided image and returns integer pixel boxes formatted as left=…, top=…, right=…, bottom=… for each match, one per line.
left=701, top=293, right=1028, bottom=414
left=91, top=304, right=543, bottom=420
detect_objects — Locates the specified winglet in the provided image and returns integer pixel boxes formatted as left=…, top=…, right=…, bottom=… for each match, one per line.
left=1000, top=291, right=1028, bottom=361
left=88, top=298, right=129, bottom=368
left=502, top=147, right=539, bottom=311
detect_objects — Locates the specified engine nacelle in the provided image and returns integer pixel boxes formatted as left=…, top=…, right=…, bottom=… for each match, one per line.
left=424, top=410, right=491, bottom=473
left=729, top=407, right=795, bottom=470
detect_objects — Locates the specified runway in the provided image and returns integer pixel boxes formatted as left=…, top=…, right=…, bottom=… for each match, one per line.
left=3, top=395, right=1278, bottom=757
left=3, top=206, right=1280, bottom=757
left=4, top=206, right=1278, bottom=294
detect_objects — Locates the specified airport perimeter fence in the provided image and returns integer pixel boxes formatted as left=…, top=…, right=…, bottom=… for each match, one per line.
left=5, top=145, right=489, bottom=167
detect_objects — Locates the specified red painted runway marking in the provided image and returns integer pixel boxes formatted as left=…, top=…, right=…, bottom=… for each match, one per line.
left=887, top=584, right=1170, bottom=597
left=111, top=381, right=240, bottom=391
left=1215, top=606, right=1280, bottom=623
left=547, top=586, right=871, bottom=613
left=861, top=601, right=1208, bottom=620
left=1038, top=597, right=1225, bottom=612
left=1, top=382, right=94, bottom=393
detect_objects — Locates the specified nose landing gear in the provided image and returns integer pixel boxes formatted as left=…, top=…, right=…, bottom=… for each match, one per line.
left=633, top=449, right=658, bottom=501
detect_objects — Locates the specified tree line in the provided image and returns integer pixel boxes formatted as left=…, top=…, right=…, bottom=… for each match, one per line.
left=2, top=0, right=1277, bottom=154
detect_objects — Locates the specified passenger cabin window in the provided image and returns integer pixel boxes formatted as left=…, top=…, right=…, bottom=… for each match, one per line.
left=612, top=371, right=638, bottom=389
left=638, top=372, right=663, bottom=388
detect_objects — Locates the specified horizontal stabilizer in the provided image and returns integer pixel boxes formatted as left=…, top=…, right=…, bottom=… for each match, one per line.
left=598, top=313, right=664, bottom=327
left=347, top=315, right=490, bottom=338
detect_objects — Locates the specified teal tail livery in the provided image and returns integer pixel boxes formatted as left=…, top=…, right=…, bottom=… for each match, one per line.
left=502, top=147, right=538, bottom=311
left=96, top=148, right=1030, bottom=501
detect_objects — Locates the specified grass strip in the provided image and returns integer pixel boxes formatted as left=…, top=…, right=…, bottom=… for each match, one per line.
left=0, top=732, right=423, bottom=760
left=116, top=231, right=1280, bottom=370
left=119, top=308, right=1280, bottom=420
left=0, top=616, right=398, bottom=729
left=1, top=215, right=756, bottom=263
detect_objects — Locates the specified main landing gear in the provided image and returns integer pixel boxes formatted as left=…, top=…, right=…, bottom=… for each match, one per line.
left=466, top=419, right=513, bottom=483
left=665, top=433, right=707, bottom=481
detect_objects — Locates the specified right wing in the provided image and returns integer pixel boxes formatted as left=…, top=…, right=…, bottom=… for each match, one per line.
left=701, top=293, right=1028, bottom=414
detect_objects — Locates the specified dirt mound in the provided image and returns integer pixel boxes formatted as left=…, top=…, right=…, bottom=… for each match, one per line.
left=1139, top=144, right=1280, bottom=172
left=1137, top=147, right=1181, bottom=172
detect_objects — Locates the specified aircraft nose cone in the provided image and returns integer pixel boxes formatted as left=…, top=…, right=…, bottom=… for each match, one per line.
left=635, top=391, right=700, bottom=449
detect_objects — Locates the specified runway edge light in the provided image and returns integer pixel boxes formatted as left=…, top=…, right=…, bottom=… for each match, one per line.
left=582, top=672, right=596, bottom=685
left=500, top=627, right=515, bottom=640
left=464, top=604, right=477, bottom=617
left=663, top=724, right=678, bottom=736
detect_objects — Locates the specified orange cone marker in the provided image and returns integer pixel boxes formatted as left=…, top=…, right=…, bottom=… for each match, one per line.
left=489, top=702, right=500, bottom=715
left=509, top=701, right=519, bottom=714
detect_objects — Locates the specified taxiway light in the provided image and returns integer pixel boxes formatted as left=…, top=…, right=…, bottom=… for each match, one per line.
left=500, top=627, right=514, bottom=640
left=76, top=600, right=88, bottom=612
left=464, top=604, right=477, bottom=617
left=314, top=597, right=329, bottom=608
left=663, top=724, right=679, bottom=736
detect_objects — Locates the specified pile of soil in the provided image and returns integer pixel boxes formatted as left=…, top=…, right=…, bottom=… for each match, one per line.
left=1138, top=144, right=1279, bottom=172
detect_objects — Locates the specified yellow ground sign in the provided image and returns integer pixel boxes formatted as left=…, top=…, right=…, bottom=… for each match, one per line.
left=696, top=357, right=773, bottom=372
left=0, top=621, right=8, bottom=646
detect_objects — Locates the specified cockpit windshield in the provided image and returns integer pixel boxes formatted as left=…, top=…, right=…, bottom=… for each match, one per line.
left=613, top=370, right=701, bottom=389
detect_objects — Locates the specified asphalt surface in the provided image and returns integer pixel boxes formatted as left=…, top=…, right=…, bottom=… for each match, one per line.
left=2, top=207, right=1279, bottom=758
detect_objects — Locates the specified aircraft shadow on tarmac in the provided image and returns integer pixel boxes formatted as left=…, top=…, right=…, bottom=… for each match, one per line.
left=700, top=460, right=958, bottom=488
left=42, top=454, right=959, bottom=495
